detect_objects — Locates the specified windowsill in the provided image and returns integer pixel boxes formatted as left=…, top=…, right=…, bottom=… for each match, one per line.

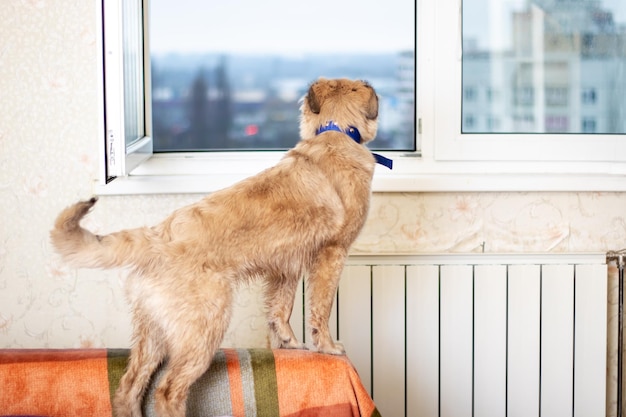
left=94, top=152, right=626, bottom=195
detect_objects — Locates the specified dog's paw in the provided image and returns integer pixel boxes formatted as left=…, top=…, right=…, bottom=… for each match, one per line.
left=316, top=341, right=346, bottom=356
left=279, top=339, right=307, bottom=350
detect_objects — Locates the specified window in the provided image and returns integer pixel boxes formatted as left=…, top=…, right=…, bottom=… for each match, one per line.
left=464, top=115, right=477, bottom=130
left=150, top=0, right=415, bottom=153
left=464, top=87, right=478, bottom=101
left=545, top=87, right=568, bottom=107
left=487, top=116, right=501, bottom=131
left=582, top=117, right=597, bottom=133
left=545, top=115, right=569, bottom=132
left=582, top=88, right=597, bottom=105
left=102, top=0, right=152, bottom=179
left=438, top=0, right=626, bottom=160
left=99, top=0, right=626, bottom=194
left=513, top=87, right=535, bottom=107
left=486, top=88, right=500, bottom=102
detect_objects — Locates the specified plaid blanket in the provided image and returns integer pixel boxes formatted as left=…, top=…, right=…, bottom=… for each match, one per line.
left=0, top=348, right=380, bottom=417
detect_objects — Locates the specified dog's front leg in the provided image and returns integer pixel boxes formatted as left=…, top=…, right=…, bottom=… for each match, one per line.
left=265, top=274, right=306, bottom=350
left=307, top=245, right=346, bottom=355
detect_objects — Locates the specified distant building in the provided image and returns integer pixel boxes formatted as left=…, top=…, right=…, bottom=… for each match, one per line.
left=397, top=50, right=416, bottom=149
left=462, top=0, right=626, bottom=134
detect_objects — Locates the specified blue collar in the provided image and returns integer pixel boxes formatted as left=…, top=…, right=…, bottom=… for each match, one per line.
left=315, top=122, right=393, bottom=169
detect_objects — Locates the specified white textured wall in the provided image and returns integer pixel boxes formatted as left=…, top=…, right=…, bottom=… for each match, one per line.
left=2, top=0, right=626, bottom=345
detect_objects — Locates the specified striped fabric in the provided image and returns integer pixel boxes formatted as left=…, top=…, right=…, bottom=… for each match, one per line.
left=1, top=348, right=380, bottom=417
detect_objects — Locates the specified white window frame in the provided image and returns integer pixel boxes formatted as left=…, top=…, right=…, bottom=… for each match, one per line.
left=433, top=0, right=626, bottom=165
left=95, top=0, right=626, bottom=196
left=101, top=0, right=152, bottom=180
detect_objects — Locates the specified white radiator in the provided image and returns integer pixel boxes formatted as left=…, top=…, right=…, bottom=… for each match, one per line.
left=290, top=253, right=608, bottom=417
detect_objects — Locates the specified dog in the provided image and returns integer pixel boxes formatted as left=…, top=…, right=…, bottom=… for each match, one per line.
left=50, top=78, right=387, bottom=417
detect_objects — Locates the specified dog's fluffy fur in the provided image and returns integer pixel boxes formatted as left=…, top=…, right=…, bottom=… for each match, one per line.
left=50, top=78, right=379, bottom=417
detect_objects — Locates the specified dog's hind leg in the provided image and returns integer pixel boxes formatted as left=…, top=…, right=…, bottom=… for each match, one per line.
left=265, top=274, right=306, bottom=349
left=113, top=316, right=167, bottom=417
left=154, top=354, right=216, bottom=417
left=307, top=246, right=347, bottom=355
left=154, top=275, right=233, bottom=417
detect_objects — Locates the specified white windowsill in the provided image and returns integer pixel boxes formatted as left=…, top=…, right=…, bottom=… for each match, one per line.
left=94, top=152, right=626, bottom=195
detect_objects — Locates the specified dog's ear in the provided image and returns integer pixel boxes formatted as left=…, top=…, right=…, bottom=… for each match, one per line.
left=365, top=84, right=379, bottom=120
left=306, top=83, right=321, bottom=114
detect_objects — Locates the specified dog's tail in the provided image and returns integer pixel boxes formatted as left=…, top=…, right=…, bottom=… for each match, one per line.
left=50, top=197, right=148, bottom=270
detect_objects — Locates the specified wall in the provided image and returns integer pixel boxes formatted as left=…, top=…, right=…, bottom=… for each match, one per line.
left=1, top=6, right=625, bottom=411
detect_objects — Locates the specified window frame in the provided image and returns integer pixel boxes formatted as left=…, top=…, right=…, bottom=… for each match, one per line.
left=95, top=0, right=626, bottom=195
left=435, top=0, right=626, bottom=163
left=101, top=0, right=153, bottom=180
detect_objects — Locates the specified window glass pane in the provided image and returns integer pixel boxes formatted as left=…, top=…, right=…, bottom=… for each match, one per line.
left=149, top=0, right=415, bottom=151
left=462, top=0, right=626, bottom=134
left=123, top=0, right=145, bottom=146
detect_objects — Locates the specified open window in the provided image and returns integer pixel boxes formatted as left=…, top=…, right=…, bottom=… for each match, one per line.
left=102, top=0, right=153, bottom=180
left=101, top=0, right=416, bottom=185
left=99, top=0, right=626, bottom=195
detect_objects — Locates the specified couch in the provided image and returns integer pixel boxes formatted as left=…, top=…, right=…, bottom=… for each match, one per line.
left=0, top=347, right=380, bottom=417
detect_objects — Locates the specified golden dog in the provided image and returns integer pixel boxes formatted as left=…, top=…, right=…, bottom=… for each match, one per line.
left=51, top=78, right=384, bottom=417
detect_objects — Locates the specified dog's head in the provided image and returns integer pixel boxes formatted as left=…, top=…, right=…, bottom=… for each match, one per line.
left=299, top=78, right=379, bottom=144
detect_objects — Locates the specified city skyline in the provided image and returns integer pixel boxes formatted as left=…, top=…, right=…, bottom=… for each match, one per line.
left=150, top=51, right=416, bottom=152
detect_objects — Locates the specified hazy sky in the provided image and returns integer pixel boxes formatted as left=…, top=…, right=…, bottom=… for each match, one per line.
left=151, top=0, right=623, bottom=55
left=150, top=0, right=416, bottom=55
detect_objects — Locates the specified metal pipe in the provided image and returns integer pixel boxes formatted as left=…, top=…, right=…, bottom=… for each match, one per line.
left=608, top=249, right=626, bottom=417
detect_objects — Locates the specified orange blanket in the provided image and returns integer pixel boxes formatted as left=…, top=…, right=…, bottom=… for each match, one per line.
left=0, top=348, right=380, bottom=417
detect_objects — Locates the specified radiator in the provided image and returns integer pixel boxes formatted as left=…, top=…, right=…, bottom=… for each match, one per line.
left=290, top=253, right=608, bottom=417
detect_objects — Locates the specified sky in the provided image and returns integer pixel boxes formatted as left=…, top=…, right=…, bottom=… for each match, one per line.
left=150, top=0, right=624, bottom=56
left=149, top=0, right=416, bottom=55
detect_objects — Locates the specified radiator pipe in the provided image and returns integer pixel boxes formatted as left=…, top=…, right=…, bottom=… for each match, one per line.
left=608, top=249, right=626, bottom=417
